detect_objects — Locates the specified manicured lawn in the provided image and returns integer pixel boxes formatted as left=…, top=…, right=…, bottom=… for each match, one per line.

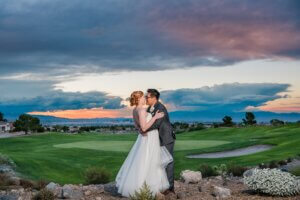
left=53, top=140, right=230, bottom=152
left=0, top=123, right=299, bottom=184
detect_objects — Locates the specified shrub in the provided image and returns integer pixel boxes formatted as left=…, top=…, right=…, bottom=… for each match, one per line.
left=258, top=163, right=268, bottom=169
left=33, top=179, right=49, bottom=190
left=198, top=164, right=218, bottom=177
left=20, top=178, right=35, bottom=189
left=0, top=173, right=15, bottom=187
left=0, top=153, right=16, bottom=167
left=243, top=168, right=300, bottom=196
left=227, top=163, right=248, bottom=177
left=278, top=160, right=287, bottom=166
left=268, top=160, right=278, bottom=169
left=287, top=157, right=293, bottom=163
left=212, top=164, right=227, bottom=176
left=84, top=167, right=111, bottom=184
left=129, top=182, right=155, bottom=200
left=32, top=188, right=55, bottom=200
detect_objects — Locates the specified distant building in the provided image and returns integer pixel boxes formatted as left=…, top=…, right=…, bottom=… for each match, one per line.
left=0, top=121, right=12, bottom=133
left=69, top=126, right=80, bottom=133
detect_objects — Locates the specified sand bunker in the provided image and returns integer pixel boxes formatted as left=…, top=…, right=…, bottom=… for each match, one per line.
left=186, top=145, right=272, bottom=158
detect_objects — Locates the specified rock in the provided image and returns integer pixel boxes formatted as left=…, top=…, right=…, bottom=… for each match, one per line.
left=176, top=192, right=186, bottom=199
left=62, top=184, right=83, bottom=200
left=243, top=169, right=255, bottom=177
left=0, top=194, right=18, bottom=200
left=94, top=184, right=105, bottom=194
left=46, top=182, right=62, bottom=197
left=95, top=197, right=102, bottom=200
left=0, top=165, right=14, bottom=174
left=84, top=190, right=91, bottom=196
left=9, top=177, right=20, bottom=186
left=180, top=170, right=202, bottom=184
left=156, top=192, right=165, bottom=200
left=215, top=176, right=223, bottom=181
left=211, top=185, right=231, bottom=199
left=198, top=185, right=202, bottom=192
left=104, top=182, right=120, bottom=197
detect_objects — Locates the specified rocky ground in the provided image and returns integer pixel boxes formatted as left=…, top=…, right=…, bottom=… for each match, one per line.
left=1, top=174, right=300, bottom=200
left=1, top=160, right=300, bottom=200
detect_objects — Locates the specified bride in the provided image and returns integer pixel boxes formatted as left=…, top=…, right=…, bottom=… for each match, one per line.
left=115, top=91, right=173, bottom=198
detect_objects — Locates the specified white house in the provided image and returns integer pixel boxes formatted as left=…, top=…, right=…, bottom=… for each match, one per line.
left=0, top=121, right=11, bottom=133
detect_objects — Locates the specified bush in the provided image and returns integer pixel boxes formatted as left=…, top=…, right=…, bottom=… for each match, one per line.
left=212, top=164, right=227, bottom=176
left=243, top=168, right=300, bottom=196
left=258, top=163, right=268, bottom=169
left=33, top=179, right=49, bottom=190
left=129, top=182, right=155, bottom=200
left=20, top=178, right=35, bottom=189
left=198, top=164, right=218, bottom=177
left=32, top=188, right=55, bottom=200
left=0, top=153, right=16, bottom=167
left=0, top=173, right=15, bottom=188
left=278, top=160, right=288, bottom=166
left=227, top=163, right=248, bottom=177
left=84, top=167, right=111, bottom=184
left=268, top=160, right=279, bottom=169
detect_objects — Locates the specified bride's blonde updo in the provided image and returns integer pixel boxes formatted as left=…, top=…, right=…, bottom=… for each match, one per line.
left=129, top=91, right=144, bottom=106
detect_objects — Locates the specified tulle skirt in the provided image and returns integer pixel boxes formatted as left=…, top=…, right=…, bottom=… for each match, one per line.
left=115, top=130, right=172, bottom=197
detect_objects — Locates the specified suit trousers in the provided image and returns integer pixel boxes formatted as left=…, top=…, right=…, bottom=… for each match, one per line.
left=164, top=142, right=175, bottom=190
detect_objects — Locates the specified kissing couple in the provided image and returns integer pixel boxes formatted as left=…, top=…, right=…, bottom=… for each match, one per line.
left=115, top=89, right=176, bottom=198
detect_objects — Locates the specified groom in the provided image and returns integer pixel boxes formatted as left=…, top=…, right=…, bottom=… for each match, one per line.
left=142, top=88, right=176, bottom=194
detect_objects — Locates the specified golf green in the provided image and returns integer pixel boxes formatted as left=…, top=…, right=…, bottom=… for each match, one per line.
left=53, top=140, right=230, bottom=152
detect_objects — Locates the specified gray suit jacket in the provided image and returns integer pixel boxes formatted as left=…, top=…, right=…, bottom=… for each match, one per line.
left=146, top=101, right=176, bottom=146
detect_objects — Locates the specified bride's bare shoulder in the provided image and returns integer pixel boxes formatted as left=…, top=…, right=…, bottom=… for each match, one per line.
left=136, top=107, right=146, bottom=114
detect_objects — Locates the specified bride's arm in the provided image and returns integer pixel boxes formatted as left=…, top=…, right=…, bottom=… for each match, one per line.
left=138, top=109, right=164, bottom=132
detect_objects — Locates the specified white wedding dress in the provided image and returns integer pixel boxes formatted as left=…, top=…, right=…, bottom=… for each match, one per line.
left=115, top=112, right=173, bottom=197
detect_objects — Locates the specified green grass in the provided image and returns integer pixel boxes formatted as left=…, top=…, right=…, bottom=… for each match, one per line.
left=53, top=140, right=229, bottom=152
left=0, top=123, right=299, bottom=184
left=290, top=167, right=300, bottom=176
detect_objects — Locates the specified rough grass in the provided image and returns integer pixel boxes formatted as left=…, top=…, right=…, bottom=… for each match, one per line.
left=290, top=167, right=300, bottom=176
left=0, top=123, right=299, bottom=184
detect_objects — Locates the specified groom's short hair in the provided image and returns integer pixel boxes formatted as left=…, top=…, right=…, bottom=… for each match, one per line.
left=147, top=89, right=160, bottom=100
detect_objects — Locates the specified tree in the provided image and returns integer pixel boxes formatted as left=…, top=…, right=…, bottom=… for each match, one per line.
left=242, top=112, right=257, bottom=125
left=0, top=112, right=7, bottom=122
left=62, top=126, right=69, bottom=132
left=270, top=119, right=284, bottom=126
left=13, top=114, right=43, bottom=134
left=222, top=115, right=234, bottom=127
left=0, top=112, right=3, bottom=121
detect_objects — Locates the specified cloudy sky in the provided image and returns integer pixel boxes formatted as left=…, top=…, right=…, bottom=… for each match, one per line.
left=0, top=0, right=300, bottom=120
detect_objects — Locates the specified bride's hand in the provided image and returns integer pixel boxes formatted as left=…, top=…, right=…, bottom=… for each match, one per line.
left=154, top=110, right=164, bottom=120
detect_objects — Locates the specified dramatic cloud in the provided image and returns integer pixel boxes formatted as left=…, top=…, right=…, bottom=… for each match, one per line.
left=0, top=0, right=300, bottom=77
left=0, top=81, right=293, bottom=120
left=0, top=80, right=124, bottom=119
left=160, top=83, right=291, bottom=113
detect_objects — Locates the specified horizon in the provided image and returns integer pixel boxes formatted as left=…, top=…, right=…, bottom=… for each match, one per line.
left=1, top=0, right=300, bottom=121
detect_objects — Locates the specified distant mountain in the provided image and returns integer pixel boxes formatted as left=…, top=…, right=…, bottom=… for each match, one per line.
left=32, top=115, right=133, bottom=126
left=169, top=110, right=300, bottom=123
left=6, top=110, right=300, bottom=126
